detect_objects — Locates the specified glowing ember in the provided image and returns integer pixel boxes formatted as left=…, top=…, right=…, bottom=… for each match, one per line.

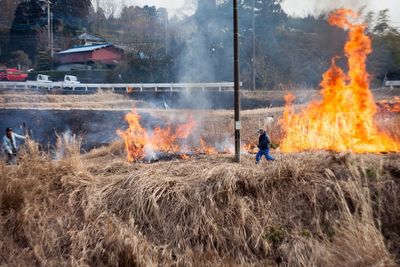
left=379, top=97, right=400, bottom=113
left=280, top=9, right=400, bottom=153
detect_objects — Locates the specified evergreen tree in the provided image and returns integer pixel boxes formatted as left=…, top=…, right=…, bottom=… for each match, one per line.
left=8, top=0, right=47, bottom=59
left=369, top=10, right=400, bottom=84
left=52, top=0, right=92, bottom=32
left=373, top=9, right=392, bottom=34
left=35, top=50, right=51, bottom=70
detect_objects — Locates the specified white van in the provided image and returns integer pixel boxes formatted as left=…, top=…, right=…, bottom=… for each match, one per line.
left=64, top=75, right=80, bottom=84
left=37, top=74, right=52, bottom=83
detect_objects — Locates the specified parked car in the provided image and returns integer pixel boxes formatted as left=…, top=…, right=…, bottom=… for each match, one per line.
left=36, top=74, right=53, bottom=89
left=0, top=68, right=28, bottom=81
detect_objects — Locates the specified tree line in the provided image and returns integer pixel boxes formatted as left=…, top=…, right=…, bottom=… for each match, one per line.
left=0, top=0, right=399, bottom=88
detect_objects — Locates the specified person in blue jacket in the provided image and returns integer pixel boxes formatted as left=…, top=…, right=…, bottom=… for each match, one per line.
left=255, top=128, right=275, bottom=164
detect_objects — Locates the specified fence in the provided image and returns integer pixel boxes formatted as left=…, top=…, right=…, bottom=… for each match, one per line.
left=385, top=80, right=400, bottom=89
left=0, top=81, right=240, bottom=92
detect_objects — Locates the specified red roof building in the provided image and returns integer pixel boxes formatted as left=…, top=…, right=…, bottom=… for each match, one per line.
left=55, top=44, right=124, bottom=71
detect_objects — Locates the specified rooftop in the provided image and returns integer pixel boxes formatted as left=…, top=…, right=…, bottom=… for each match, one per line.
left=77, top=33, right=106, bottom=42
left=56, top=44, right=119, bottom=55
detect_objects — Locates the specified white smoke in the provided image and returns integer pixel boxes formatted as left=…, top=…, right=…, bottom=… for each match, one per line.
left=281, top=0, right=371, bottom=17
left=144, top=144, right=157, bottom=161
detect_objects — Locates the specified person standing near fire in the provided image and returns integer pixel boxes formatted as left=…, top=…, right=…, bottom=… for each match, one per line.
left=3, top=128, right=26, bottom=165
left=255, top=128, right=275, bottom=164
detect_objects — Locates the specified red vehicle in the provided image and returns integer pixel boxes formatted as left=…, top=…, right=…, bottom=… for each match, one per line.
left=0, top=68, right=28, bottom=81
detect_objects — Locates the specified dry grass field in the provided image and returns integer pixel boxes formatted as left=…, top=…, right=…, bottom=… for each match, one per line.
left=0, top=87, right=397, bottom=110
left=0, top=90, right=141, bottom=110
left=1, top=89, right=399, bottom=266
left=0, top=138, right=399, bottom=266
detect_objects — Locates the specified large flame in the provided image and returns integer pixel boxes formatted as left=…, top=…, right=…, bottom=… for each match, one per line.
left=280, top=9, right=400, bottom=153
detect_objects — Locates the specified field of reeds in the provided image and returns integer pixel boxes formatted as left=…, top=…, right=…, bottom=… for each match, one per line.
left=0, top=88, right=396, bottom=110
left=1, top=136, right=399, bottom=266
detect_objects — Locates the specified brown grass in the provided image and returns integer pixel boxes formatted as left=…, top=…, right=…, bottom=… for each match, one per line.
left=0, top=137, right=399, bottom=266
left=0, top=88, right=397, bottom=111
left=0, top=90, right=148, bottom=110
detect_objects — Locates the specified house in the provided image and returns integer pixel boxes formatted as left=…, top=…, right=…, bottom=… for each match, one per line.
left=77, top=32, right=106, bottom=46
left=54, top=43, right=124, bottom=71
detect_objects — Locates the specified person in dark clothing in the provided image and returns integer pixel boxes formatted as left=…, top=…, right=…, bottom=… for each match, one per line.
left=255, top=129, right=275, bottom=164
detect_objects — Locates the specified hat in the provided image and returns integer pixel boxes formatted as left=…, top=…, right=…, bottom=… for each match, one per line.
left=257, top=128, right=265, bottom=134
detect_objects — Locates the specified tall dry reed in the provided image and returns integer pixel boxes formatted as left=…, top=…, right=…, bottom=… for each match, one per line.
left=0, top=140, right=399, bottom=266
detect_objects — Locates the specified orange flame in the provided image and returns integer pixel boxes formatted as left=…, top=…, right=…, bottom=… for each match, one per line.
left=198, top=138, right=217, bottom=154
left=243, top=142, right=258, bottom=154
left=118, top=110, right=281, bottom=161
left=280, top=9, right=400, bottom=153
left=117, top=109, right=197, bottom=162
left=379, top=97, right=400, bottom=113
left=117, top=110, right=148, bottom=162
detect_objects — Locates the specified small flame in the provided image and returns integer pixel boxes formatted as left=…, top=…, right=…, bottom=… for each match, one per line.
left=280, top=9, right=400, bottom=153
left=198, top=138, right=217, bottom=154
left=243, top=142, right=258, bottom=154
left=180, top=154, right=190, bottom=160
left=116, top=110, right=148, bottom=162
left=379, top=97, right=400, bottom=113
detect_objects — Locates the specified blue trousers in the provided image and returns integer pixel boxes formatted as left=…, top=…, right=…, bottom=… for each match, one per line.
left=256, top=148, right=275, bottom=162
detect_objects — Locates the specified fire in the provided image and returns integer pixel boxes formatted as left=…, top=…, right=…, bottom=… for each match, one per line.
left=117, top=110, right=148, bottom=162
left=379, top=97, right=400, bottom=113
left=280, top=9, right=400, bottom=153
left=198, top=138, right=217, bottom=154
left=117, top=107, right=280, bottom=161
left=244, top=142, right=258, bottom=154
left=117, top=109, right=197, bottom=162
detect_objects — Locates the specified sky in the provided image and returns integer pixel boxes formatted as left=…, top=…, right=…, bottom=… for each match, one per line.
left=281, top=0, right=400, bottom=27
left=122, top=0, right=400, bottom=26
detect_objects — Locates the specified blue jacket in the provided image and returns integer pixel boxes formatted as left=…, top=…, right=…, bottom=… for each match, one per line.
left=258, top=132, right=270, bottom=150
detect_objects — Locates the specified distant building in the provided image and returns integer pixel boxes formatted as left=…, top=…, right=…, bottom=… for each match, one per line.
left=77, top=32, right=106, bottom=46
left=54, top=44, right=124, bottom=71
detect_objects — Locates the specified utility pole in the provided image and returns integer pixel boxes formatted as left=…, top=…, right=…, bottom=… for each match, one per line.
left=47, top=0, right=50, bottom=53
left=164, top=10, right=169, bottom=54
left=50, top=12, right=54, bottom=57
left=96, top=0, right=100, bottom=32
left=233, top=0, right=241, bottom=163
left=47, top=0, right=53, bottom=57
left=251, top=0, right=256, bottom=91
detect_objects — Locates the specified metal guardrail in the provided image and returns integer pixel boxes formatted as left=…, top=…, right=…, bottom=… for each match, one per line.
left=0, top=81, right=240, bottom=92
left=385, top=80, right=400, bottom=88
